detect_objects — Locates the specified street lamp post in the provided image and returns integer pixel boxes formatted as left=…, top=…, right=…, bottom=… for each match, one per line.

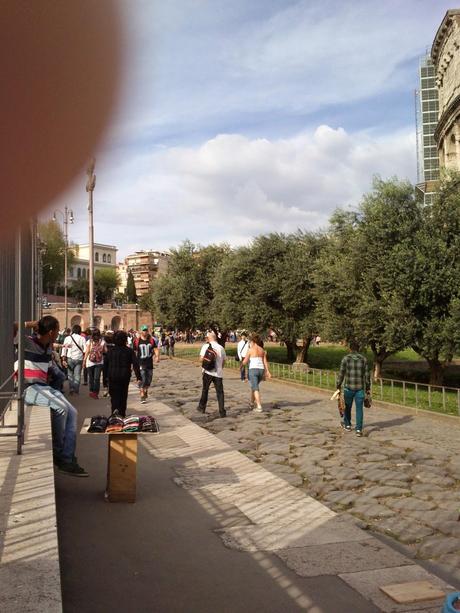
left=53, top=206, right=74, bottom=329
left=86, top=158, right=96, bottom=329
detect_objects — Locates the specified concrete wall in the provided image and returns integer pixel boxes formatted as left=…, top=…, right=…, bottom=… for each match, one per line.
left=43, top=306, right=154, bottom=331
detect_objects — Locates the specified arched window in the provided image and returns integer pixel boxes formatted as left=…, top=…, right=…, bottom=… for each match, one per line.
left=77, top=268, right=81, bottom=278
left=107, top=254, right=111, bottom=263
left=103, top=254, right=107, bottom=263
left=95, top=252, right=99, bottom=262
left=82, top=268, right=86, bottom=279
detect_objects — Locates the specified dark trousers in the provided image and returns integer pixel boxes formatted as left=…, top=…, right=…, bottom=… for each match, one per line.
left=88, top=364, right=103, bottom=394
left=198, top=373, right=225, bottom=416
left=109, top=379, right=130, bottom=417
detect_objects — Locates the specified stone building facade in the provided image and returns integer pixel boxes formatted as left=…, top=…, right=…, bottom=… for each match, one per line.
left=43, top=304, right=153, bottom=332
left=432, top=9, right=460, bottom=171
left=68, top=243, right=118, bottom=285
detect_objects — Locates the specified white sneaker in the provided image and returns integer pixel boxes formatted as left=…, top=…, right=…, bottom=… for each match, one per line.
left=253, top=406, right=263, bottom=413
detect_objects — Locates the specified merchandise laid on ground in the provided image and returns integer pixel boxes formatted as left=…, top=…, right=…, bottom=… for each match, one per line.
left=86, top=413, right=160, bottom=434
left=81, top=413, right=160, bottom=503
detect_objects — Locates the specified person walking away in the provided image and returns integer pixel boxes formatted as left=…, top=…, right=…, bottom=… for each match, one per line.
left=163, top=333, right=170, bottom=357
left=105, top=330, right=141, bottom=417
left=197, top=331, right=226, bottom=417
left=83, top=329, right=106, bottom=399
left=168, top=332, right=175, bottom=358
left=133, top=325, right=160, bottom=404
left=243, top=334, right=271, bottom=412
left=81, top=327, right=91, bottom=386
left=160, top=332, right=167, bottom=355
left=237, top=332, right=249, bottom=382
left=102, top=330, right=115, bottom=397
left=336, top=340, right=370, bottom=436
left=61, top=324, right=86, bottom=395
left=17, top=316, right=88, bottom=476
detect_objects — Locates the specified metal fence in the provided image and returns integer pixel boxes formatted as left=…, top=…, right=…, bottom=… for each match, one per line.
left=0, top=223, right=39, bottom=454
left=174, top=348, right=460, bottom=417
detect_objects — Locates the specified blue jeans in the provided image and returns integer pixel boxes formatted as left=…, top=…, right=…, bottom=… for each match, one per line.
left=88, top=364, right=103, bottom=394
left=343, top=387, right=365, bottom=431
left=24, top=384, right=78, bottom=464
left=248, top=368, right=264, bottom=391
left=140, top=368, right=153, bottom=388
left=67, top=359, right=83, bottom=393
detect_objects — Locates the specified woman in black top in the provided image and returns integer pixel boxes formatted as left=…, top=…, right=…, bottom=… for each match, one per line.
left=104, top=330, right=141, bottom=416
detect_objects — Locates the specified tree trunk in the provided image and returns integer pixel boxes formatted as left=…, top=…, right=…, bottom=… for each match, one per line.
left=284, top=339, right=297, bottom=363
left=370, top=342, right=391, bottom=381
left=426, top=358, right=445, bottom=387
left=295, top=336, right=311, bottom=365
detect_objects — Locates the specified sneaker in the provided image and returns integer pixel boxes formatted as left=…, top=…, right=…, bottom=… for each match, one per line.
left=140, top=398, right=146, bottom=404
left=253, top=406, right=263, bottom=413
left=356, top=430, right=363, bottom=437
left=196, top=406, right=205, bottom=414
left=103, top=390, right=109, bottom=398
left=341, top=424, right=352, bottom=432
left=57, top=462, right=89, bottom=477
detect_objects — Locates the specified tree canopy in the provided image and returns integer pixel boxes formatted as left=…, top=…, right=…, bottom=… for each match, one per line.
left=39, top=220, right=75, bottom=294
left=129, top=176, right=460, bottom=384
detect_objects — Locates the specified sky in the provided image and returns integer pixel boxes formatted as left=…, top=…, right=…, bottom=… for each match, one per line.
left=48, top=0, right=453, bottom=260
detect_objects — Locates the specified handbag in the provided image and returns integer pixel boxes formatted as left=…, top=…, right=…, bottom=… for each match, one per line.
left=364, top=391, right=372, bottom=408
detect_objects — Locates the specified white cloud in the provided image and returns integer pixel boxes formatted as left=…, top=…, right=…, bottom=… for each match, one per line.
left=56, top=125, right=415, bottom=258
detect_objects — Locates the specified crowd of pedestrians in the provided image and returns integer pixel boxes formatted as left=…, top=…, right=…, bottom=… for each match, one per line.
left=15, top=316, right=372, bottom=480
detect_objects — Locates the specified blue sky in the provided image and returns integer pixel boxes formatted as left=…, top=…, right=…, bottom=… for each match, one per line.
left=49, top=0, right=453, bottom=259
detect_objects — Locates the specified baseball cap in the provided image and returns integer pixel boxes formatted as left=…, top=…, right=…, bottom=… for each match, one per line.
left=141, top=325, right=148, bottom=331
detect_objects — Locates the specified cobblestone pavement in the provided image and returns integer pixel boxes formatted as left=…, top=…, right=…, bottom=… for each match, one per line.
left=152, top=357, right=460, bottom=583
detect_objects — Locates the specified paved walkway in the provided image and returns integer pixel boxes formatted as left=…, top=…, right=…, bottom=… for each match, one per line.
left=55, top=358, right=460, bottom=612
left=156, top=359, right=460, bottom=582
left=0, top=406, right=61, bottom=612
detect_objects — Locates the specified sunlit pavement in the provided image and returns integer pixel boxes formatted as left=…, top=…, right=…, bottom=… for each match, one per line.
left=53, top=360, right=460, bottom=612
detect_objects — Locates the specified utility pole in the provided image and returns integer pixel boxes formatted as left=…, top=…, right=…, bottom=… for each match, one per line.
left=86, top=158, right=96, bottom=329
left=53, top=206, right=74, bottom=329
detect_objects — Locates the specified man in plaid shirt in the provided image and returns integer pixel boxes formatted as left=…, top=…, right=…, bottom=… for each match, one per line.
left=336, top=340, right=370, bottom=436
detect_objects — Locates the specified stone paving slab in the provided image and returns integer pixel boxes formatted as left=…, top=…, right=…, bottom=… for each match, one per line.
left=277, top=540, right=413, bottom=577
left=0, top=406, right=62, bottom=613
left=339, top=566, right=453, bottom=613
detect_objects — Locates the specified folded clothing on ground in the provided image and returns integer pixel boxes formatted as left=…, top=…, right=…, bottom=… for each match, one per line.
left=138, top=415, right=160, bottom=433
left=87, top=415, right=108, bottom=433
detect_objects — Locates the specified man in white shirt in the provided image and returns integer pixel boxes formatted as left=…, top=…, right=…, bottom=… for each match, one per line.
left=61, top=324, right=86, bottom=395
left=197, top=331, right=226, bottom=417
left=237, top=332, right=249, bottom=382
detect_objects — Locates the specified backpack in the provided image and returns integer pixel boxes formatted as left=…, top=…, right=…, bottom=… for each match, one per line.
left=89, top=341, right=103, bottom=363
left=202, top=343, right=217, bottom=372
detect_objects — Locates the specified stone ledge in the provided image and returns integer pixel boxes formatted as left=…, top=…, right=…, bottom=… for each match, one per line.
left=0, top=405, right=62, bottom=613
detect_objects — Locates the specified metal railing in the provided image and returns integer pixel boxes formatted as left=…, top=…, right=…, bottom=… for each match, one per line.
left=174, top=348, right=460, bottom=417
left=0, top=223, right=38, bottom=454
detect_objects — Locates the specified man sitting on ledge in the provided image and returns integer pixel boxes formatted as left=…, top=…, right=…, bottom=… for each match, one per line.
left=16, top=315, right=88, bottom=477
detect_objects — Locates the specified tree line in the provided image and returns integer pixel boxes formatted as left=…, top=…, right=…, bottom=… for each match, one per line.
left=141, top=176, right=460, bottom=386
